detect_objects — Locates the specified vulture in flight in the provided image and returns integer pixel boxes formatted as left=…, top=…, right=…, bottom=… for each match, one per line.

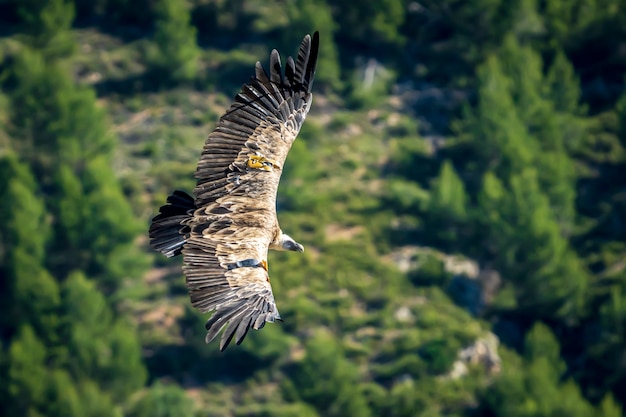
left=149, top=32, right=319, bottom=351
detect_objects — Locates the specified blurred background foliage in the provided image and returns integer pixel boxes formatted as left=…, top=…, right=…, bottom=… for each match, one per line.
left=0, top=0, right=625, bottom=415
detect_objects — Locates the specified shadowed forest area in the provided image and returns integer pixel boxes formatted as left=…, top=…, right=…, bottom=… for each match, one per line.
left=1, top=0, right=625, bottom=416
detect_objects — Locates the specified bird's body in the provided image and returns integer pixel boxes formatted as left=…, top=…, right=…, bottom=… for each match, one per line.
left=149, top=32, right=319, bottom=351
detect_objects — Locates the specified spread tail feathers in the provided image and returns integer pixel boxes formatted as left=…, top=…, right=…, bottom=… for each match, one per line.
left=149, top=190, right=195, bottom=257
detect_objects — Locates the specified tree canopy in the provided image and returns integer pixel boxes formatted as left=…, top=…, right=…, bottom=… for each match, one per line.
left=0, top=0, right=624, bottom=415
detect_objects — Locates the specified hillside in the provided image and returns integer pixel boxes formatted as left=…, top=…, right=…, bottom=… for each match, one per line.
left=1, top=1, right=625, bottom=416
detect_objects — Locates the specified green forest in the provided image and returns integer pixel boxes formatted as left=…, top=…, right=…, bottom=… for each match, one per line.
left=1, top=0, right=625, bottom=415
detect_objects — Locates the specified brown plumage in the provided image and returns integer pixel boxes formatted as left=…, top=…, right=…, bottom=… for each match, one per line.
left=149, top=32, right=319, bottom=351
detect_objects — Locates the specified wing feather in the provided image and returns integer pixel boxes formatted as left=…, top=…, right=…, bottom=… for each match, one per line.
left=182, top=214, right=280, bottom=350
left=234, top=314, right=254, bottom=345
left=193, top=32, right=319, bottom=207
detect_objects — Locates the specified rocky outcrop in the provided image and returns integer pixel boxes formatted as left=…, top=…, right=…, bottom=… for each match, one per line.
left=446, top=333, right=502, bottom=380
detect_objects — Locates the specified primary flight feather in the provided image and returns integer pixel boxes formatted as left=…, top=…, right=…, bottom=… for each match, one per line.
left=149, top=32, right=319, bottom=351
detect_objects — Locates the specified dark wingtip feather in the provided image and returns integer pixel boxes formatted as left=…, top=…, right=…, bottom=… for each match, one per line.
left=205, top=325, right=222, bottom=345
left=234, top=316, right=253, bottom=346
left=292, top=32, right=319, bottom=94
left=149, top=190, right=195, bottom=257
left=219, top=316, right=245, bottom=351
left=255, top=61, right=269, bottom=84
left=306, top=31, right=320, bottom=92
left=285, top=56, right=296, bottom=88
left=269, top=49, right=283, bottom=85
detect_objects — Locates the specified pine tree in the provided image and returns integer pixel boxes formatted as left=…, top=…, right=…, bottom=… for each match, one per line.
left=478, top=323, right=600, bottom=417
left=284, top=0, right=341, bottom=90
left=596, top=394, right=624, bottom=417
left=7, top=48, right=114, bottom=185
left=407, top=0, right=543, bottom=76
left=331, top=0, right=405, bottom=46
left=424, top=160, right=468, bottom=248
left=546, top=50, right=584, bottom=116
left=147, top=0, right=200, bottom=85
left=565, top=85, right=626, bottom=406
left=455, top=54, right=537, bottom=182
left=6, top=47, right=147, bottom=291
left=496, top=36, right=580, bottom=228
left=4, top=325, right=51, bottom=415
left=58, top=272, right=146, bottom=401
left=0, top=154, right=58, bottom=341
left=541, top=0, right=614, bottom=48
left=477, top=169, right=587, bottom=320
left=286, top=331, right=372, bottom=417
left=0, top=157, right=140, bottom=417
left=3, top=324, right=121, bottom=417
left=1, top=19, right=149, bottom=417
left=127, top=382, right=195, bottom=417
left=17, top=0, right=76, bottom=60
left=453, top=36, right=582, bottom=228
left=447, top=36, right=588, bottom=320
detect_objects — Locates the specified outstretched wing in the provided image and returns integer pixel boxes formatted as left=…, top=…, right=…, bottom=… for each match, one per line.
left=183, top=224, right=277, bottom=351
left=193, top=31, right=319, bottom=207
left=181, top=32, right=319, bottom=350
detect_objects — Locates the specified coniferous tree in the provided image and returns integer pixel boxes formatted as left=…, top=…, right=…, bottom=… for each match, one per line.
left=286, top=331, right=372, bottom=417
left=424, top=160, right=468, bottom=247
left=478, top=323, right=610, bottom=417
left=457, top=37, right=582, bottom=223
left=585, top=285, right=626, bottom=402
left=447, top=37, right=588, bottom=320
left=1, top=12, right=149, bottom=416
left=540, top=0, right=618, bottom=49
left=3, top=323, right=121, bottom=417
left=575, top=90, right=626, bottom=405
left=456, top=54, right=537, bottom=183
left=6, top=47, right=147, bottom=291
left=284, top=0, right=341, bottom=91
left=407, top=0, right=543, bottom=79
left=0, top=154, right=58, bottom=341
left=17, top=0, right=76, bottom=60
left=496, top=36, right=579, bottom=228
left=7, top=48, right=114, bottom=186
left=4, top=325, right=52, bottom=415
left=596, top=394, right=624, bottom=417
left=0, top=157, right=142, bottom=417
left=127, top=382, right=195, bottom=417
left=147, top=0, right=199, bottom=85
left=59, top=272, right=146, bottom=401
left=546, top=50, right=585, bottom=116
left=332, top=0, right=405, bottom=47
left=477, top=169, right=587, bottom=320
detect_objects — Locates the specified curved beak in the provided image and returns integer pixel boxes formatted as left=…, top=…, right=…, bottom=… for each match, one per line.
left=284, top=239, right=304, bottom=252
left=278, top=233, right=305, bottom=253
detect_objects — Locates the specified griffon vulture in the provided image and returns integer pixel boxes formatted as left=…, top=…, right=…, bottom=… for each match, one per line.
left=149, top=32, right=319, bottom=351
